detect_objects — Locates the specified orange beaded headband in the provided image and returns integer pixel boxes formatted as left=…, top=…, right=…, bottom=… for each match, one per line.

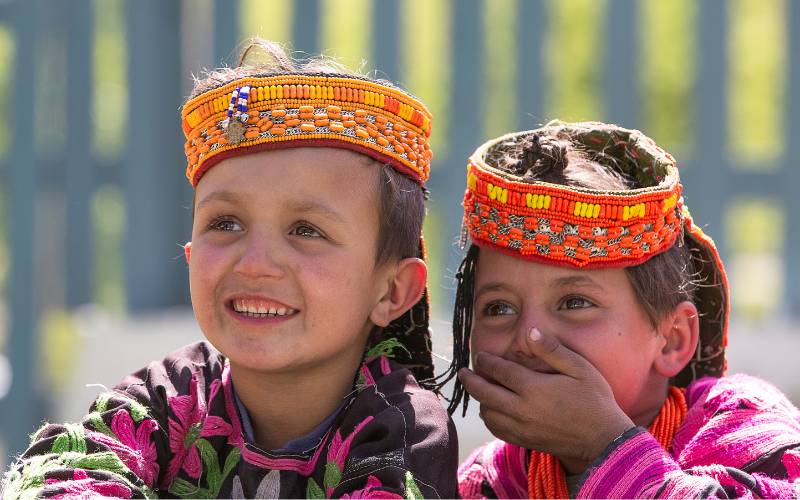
left=462, top=122, right=729, bottom=384
left=181, top=73, right=433, bottom=187
left=463, top=129, right=683, bottom=268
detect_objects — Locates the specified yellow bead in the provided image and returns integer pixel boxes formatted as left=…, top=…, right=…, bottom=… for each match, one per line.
left=309, top=86, right=316, bottom=99
left=593, top=204, right=600, bottom=218
left=379, top=94, right=385, bottom=108
left=500, top=188, right=508, bottom=204
left=544, top=195, right=551, bottom=209
left=526, top=193, right=533, bottom=207
left=574, top=202, right=582, bottom=217
left=536, top=194, right=545, bottom=209
left=488, top=183, right=495, bottom=197
left=467, top=173, right=477, bottom=190
left=579, top=203, right=588, bottom=217
left=276, top=85, right=283, bottom=99
left=623, top=205, right=631, bottom=221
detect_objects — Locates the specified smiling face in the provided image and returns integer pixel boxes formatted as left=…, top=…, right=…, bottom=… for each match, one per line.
left=470, top=247, right=667, bottom=422
left=189, top=147, right=389, bottom=377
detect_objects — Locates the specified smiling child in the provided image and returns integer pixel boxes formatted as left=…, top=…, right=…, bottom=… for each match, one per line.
left=3, top=40, right=457, bottom=498
left=448, top=122, right=800, bottom=498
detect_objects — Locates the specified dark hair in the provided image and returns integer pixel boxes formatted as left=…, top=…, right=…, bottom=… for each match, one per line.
left=441, top=127, right=699, bottom=416
left=188, top=39, right=426, bottom=265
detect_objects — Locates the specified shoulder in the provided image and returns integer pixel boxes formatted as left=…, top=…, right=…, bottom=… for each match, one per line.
left=113, top=340, right=226, bottom=404
left=458, top=439, right=529, bottom=499
left=331, top=356, right=458, bottom=498
left=674, top=374, right=800, bottom=467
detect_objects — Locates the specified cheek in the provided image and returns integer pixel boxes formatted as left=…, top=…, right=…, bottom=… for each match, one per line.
left=470, top=328, right=511, bottom=359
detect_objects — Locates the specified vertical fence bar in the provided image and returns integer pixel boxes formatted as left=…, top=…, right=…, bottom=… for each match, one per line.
left=214, top=0, right=240, bottom=65
left=516, top=0, right=545, bottom=130
left=685, top=0, right=727, bottom=257
left=785, top=0, right=800, bottom=315
left=124, top=0, right=190, bottom=311
left=371, top=0, right=399, bottom=83
left=603, top=0, right=638, bottom=128
left=292, top=0, right=320, bottom=55
left=65, top=0, right=93, bottom=308
left=2, top=0, right=42, bottom=456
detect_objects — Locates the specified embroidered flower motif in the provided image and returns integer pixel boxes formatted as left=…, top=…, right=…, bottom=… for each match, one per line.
left=325, top=416, right=375, bottom=496
left=231, top=470, right=281, bottom=499
left=340, top=475, right=402, bottom=499
left=164, top=374, right=232, bottom=487
left=109, top=409, right=160, bottom=486
left=45, top=468, right=133, bottom=499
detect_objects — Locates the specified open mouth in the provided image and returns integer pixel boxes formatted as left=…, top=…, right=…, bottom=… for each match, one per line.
left=230, top=298, right=298, bottom=318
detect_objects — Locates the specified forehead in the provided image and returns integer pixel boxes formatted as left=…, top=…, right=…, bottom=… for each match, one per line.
left=194, top=147, right=380, bottom=206
left=474, top=247, right=629, bottom=291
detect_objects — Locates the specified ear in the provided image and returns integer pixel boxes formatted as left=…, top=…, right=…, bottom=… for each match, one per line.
left=184, top=241, right=192, bottom=264
left=653, top=301, right=700, bottom=378
left=369, top=258, right=427, bottom=327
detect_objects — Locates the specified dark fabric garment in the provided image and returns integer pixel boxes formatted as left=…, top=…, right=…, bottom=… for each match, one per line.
left=4, top=341, right=458, bottom=498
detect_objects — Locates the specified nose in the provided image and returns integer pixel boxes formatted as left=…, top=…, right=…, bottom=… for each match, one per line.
left=232, top=232, right=287, bottom=279
left=505, top=318, right=536, bottom=359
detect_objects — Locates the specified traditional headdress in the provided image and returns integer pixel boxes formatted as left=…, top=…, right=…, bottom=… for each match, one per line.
left=446, top=122, right=729, bottom=412
left=180, top=73, right=436, bottom=383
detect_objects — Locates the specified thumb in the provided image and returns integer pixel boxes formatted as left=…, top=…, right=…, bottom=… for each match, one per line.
left=525, top=327, right=589, bottom=378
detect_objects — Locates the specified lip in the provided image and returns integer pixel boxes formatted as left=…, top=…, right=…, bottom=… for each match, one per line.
left=224, top=294, right=300, bottom=326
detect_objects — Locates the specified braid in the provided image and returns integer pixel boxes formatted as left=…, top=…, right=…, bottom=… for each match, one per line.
left=431, top=244, right=480, bottom=416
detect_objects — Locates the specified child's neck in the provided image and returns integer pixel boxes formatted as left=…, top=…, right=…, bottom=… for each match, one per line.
left=230, top=353, right=363, bottom=451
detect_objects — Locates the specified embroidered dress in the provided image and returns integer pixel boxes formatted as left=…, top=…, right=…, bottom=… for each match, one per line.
left=458, top=374, right=800, bottom=498
left=4, top=341, right=458, bottom=498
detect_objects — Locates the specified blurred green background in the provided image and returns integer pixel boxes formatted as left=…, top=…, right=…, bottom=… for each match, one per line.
left=1, top=0, right=798, bottom=463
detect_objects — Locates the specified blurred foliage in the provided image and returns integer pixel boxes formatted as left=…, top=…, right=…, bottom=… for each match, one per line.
left=41, top=308, right=79, bottom=391
left=92, top=185, right=126, bottom=313
left=0, top=26, right=11, bottom=160
left=240, top=0, right=292, bottom=48
left=92, top=0, right=127, bottom=163
left=544, top=0, right=605, bottom=122
left=401, top=0, right=451, bottom=155
left=321, top=0, right=371, bottom=71
left=727, top=200, right=784, bottom=317
left=729, top=0, right=786, bottom=166
left=483, top=0, right=518, bottom=140
left=639, top=0, right=696, bottom=155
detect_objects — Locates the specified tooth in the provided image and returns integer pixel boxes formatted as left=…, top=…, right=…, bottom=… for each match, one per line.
left=258, top=305, right=267, bottom=314
left=277, top=307, right=286, bottom=316
left=268, top=307, right=277, bottom=315
left=234, top=299, right=242, bottom=312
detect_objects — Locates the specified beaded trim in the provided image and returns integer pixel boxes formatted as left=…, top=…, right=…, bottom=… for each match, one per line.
left=181, top=74, right=433, bottom=186
left=463, top=130, right=684, bottom=269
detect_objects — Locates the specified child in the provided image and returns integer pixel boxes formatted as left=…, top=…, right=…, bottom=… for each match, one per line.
left=3, top=41, right=457, bottom=498
left=445, top=122, right=800, bottom=498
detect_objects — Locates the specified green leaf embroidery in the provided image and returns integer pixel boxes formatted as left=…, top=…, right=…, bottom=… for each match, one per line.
left=323, top=461, right=342, bottom=490
left=86, top=411, right=114, bottom=437
left=221, top=447, right=241, bottom=482
left=365, top=337, right=410, bottom=359
left=306, top=477, right=325, bottom=499
left=195, top=439, right=220, bottom=496
left=169, top=477, right=204, bottom=498
left=404, top=471, right=424, bottom=500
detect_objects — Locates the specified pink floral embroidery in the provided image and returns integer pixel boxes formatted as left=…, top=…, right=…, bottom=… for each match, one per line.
left=340, top=475, right=403, bottom=499
left=380, top=356, right=391, bottom=376
left=45, top=468, right=133, bottom=499
left=110, top=409, right=160, bottom=486
left=163, top=374, right=232, bottom=488
left=326, top=416, right=374, bottom=471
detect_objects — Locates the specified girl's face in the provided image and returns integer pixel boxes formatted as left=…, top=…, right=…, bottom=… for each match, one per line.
left=189, top=147, right=388, bottom=377
left=470, top=247, right=665, bottom=422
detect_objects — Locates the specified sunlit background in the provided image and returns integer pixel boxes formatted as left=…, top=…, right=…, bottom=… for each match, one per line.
left=1, top=0, right=798, bottom=466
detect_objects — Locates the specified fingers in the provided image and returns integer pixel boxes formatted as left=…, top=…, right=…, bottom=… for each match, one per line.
left=472, top=352, right=549, bottom=395
left=477, top=406, right=521, bottom=445
left=458, top=368, right=520, bottom=409
left=524, top=327, right=589, bottom=378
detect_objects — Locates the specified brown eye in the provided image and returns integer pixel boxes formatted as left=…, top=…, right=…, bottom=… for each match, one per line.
left=560, top=297, right=594, bottom=310
left=290, top=222, right=323, bottom=238
left=484, top=302, right=516, bottom=317
left=209, top=217, right=242, bottom=232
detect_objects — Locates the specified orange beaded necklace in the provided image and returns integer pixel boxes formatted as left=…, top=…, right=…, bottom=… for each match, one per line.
left=527, top=386, right=687, bottom=499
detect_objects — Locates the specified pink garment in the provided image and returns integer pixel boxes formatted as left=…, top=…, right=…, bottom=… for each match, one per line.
left=459, top=374, right=800, bottom=499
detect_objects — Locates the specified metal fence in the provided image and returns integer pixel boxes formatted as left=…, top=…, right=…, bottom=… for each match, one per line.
left=0, top=0, right=798, bottom=459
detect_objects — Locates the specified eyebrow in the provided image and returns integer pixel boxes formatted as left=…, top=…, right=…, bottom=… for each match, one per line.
left=474, top=282, right=514, bottom=297
left=284, top=199, right=347, bottom=224
left=549, top=275, right=606, bottom=292
left=195, top=190, right=244, bottom=212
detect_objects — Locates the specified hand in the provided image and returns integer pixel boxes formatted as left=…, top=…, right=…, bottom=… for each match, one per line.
left=458, top=327, right=635, bottom=464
